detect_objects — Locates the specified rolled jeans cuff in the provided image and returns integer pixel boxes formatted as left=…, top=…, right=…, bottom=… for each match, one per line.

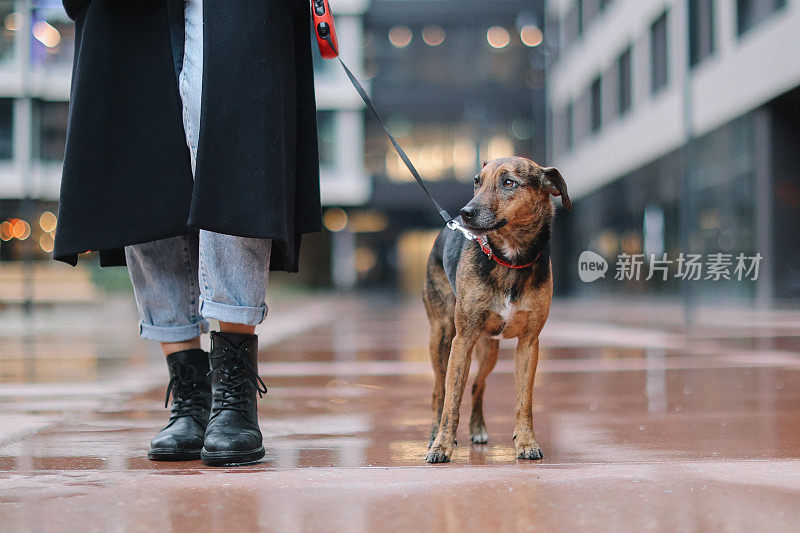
left=138, top=318, right=210, bottom=343
left=199, top=298, right=268, bottom=326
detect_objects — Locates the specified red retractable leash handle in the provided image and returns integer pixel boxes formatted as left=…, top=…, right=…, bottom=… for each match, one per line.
left=312, top=0, right=339, bottom=58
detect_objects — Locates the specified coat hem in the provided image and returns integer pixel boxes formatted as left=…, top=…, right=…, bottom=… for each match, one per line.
left=52, top=225, right=322, bottom=273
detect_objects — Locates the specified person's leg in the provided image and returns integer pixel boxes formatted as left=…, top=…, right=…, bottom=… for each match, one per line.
left=124, top=233, right=210, bottom=346
left=198, top=230, right=272, bottom=329
left=124, top=233, right=212, bottom=461
left=178, top=0, right=272, bottom=466
left=198, top=230, right=272, bottom=466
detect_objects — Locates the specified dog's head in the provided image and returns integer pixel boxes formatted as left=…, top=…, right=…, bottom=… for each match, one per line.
left=459, top=157, right=571, bottom=236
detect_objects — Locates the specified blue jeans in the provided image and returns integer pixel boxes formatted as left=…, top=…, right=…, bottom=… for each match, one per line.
left=124, top=0, right=272, bottom=343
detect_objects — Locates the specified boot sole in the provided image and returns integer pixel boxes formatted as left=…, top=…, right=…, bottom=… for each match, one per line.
left=201, top=446, right=265, bottom=466
left=148, top=448, right=202, bottom=461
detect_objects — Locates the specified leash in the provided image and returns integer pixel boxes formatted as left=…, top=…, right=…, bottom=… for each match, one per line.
left=312, top=3, right=451, bottom=223
left=312, top=1, right=534, bottom=269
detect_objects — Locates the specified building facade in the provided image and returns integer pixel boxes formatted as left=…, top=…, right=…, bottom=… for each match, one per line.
left=546, top=0, right=800, bottom=304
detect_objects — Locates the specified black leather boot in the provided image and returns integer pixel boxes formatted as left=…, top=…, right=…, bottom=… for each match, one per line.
left=201, top=331, right=267, bottom=466
left=148, top=348, right=211, bottom=461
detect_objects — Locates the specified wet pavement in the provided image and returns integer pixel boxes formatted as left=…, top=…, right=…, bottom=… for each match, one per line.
left=1, top=294, right=799, bottom=531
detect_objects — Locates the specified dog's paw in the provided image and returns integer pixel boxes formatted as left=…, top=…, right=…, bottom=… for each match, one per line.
left=470, top=428, right=488, bottom=444
left=425, top=443, right=452, bottom=463
left=515, top=444, right=543, bottom=460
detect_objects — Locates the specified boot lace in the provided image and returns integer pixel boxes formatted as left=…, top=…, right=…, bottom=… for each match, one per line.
left=164, top=361, right=209, bottom=426
left=207, top=346, right=267, bottom=419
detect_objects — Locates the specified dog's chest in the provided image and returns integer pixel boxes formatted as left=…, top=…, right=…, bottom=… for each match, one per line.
left=483, top=296, right=532, bottom=339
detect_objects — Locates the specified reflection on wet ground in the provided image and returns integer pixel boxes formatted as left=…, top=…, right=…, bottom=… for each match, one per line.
left=1, top=295, right=799, bottom=531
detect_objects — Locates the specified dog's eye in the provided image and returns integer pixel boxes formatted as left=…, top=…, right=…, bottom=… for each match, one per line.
left=502, top=178, right=517, bottom=189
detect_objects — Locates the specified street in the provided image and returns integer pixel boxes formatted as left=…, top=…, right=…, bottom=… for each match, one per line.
left=1, top=294, right=799, bottom=531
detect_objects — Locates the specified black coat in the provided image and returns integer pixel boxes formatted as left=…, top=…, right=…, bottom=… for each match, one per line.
left=54, top=0, right=321, bottom=272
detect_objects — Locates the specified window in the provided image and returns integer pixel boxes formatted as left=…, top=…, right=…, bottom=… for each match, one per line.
left=617, top=46, right=632, bottom=116
left=0, top=98, right=11, bottom=160
left=584, top=0, right=601, bottom=27
left=650, top=11, right=669, bottom=95
left=575, top=89, right=591, bottom=143
left=563, top=2, right=581, bottom=46
left=30, top=10, right=75, bottom=68
left=590, top=76, right=602, bottom=133
left=316, top=111, right=336, bottom=168
left=689, top=0, right=715, bottom=67
left=565, top=101, right=574, bottom=151
left=37, top=101, right=68, bottom=162
left=737, top=0, right=786, bottom=35
left=0, top=1, right=15, bottom=69
left=546, top=13, right=561, bottom=62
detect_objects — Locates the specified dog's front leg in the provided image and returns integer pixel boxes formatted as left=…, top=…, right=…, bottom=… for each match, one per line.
left=513, top=336, right=543, bottom=460
left=426, top=332, right=477, bottom=463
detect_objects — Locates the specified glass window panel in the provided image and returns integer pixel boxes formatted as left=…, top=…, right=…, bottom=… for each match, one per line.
left=316, top=110, right=336, bottom=168
left=30, top=5, right=74, bottom=68
left=650, top=11, right=669, bottom=95
left=689, top=0, right=715, bottom=67
left=566, top=100, right=574, bottom=150
left=0, top=98, right=12, bottom=160
left=590, top=76, right=602, bottom=133
left=563, top=4, right=580, bottom=46
left=37, top=100, right=68, bottom=162
left=737, top=0, right=786, bottom=35
left=0, top=0, right=15, bottom=69
left=618, top=46, right=632, bottom=115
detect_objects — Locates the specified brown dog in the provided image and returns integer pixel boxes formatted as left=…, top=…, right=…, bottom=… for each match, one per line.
left=423, top=156, right=571, bottom=463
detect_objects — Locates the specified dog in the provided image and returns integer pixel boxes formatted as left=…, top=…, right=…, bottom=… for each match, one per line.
left=423, top=156, right=571, bottom=463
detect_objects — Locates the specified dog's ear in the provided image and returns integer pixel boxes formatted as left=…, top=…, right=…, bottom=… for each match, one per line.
left=482, top=161, right=488, bottom=168
left=542, top=167, right=572, bottom=211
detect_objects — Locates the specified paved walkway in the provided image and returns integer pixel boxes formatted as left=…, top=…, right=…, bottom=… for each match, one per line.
left=1, top=295, right=799, bottom=531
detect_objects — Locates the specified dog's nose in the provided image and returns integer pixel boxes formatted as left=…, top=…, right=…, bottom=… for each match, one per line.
left=460, top=205, right=477, bottom=221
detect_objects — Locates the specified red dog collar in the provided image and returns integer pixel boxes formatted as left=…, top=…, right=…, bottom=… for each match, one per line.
left=476, top=236, right=538, bottom=270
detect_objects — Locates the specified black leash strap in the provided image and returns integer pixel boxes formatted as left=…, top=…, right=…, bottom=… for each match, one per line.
left=319, top=31, right=452, bottom=223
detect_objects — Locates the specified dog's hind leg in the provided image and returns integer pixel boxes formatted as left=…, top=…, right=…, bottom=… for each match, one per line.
left=469, top=337, right=499, bottom=444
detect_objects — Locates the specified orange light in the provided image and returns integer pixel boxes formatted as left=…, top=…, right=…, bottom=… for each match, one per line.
left=4, top=12, right=19, bottom=31
left=388, top=26, right=412, bottom=48
left=0, top=221, right=12, bottom=241
left=520, top=25, right=543, bottom=47
left=39, top=211, right=57, bottom=232
left=39, top=233, right=54, bottom=253
left=422, top=25, right=445, bottom=46
left=12, top=219, right=30, bottom=240
left=323, top=208, right=348, bottom=232
left=32, top=20, right=61, bottom=48
left=487, top=26, right=511, bottom=49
